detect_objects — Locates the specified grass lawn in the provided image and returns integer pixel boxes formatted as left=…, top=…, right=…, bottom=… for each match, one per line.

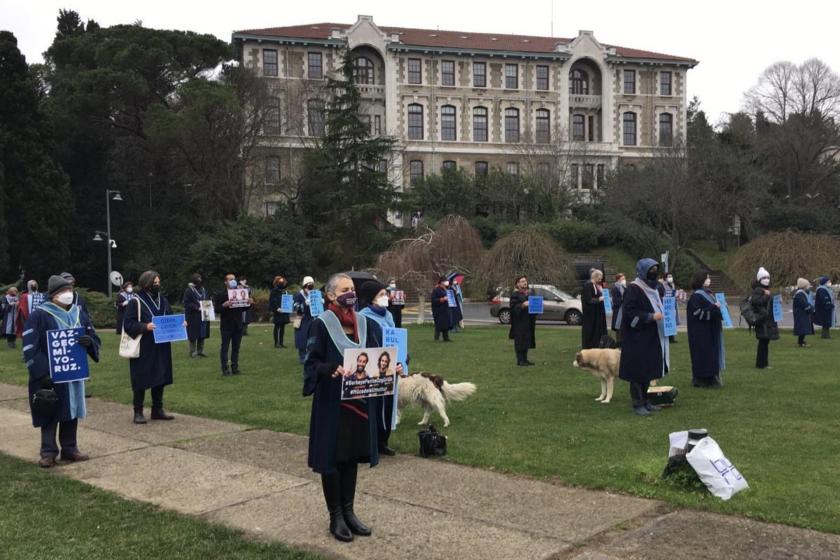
left=1, top=323, right=838, bottom=535
left=0, top=452, right=321, bottom=559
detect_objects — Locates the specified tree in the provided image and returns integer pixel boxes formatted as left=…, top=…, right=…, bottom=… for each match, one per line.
left=746, top=59, right=840, bottom=123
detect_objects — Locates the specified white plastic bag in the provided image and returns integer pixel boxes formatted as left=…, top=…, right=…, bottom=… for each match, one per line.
left=686, top=436, right=749, bottom=501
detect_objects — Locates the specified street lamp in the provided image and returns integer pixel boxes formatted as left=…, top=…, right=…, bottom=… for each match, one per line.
left=93, top=190, right=122, bottom=298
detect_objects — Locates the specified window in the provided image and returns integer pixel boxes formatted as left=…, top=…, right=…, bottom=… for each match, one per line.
left=588, top=115, right=595, bottom=142
left=505, top=63, right=518, bottom=89
left=409, top=160, right=424, bottom=185
left=360, top=115, right=371, bottom=134
left=506, top=162, right=519, bottom=176
left=536, top=65, right=549, bottom=91
left=475, top=161, right=489, bottom=176
left=407, top=104, right=424, bottom=140
left=570, top=69, right=588, bottom=94
left=505, top=108, right=520, bottom=142
left=535, top=109, right=550, bottom=143
left=582, top=164, right=595, bottom=189
left=441, top=105, right=457, bottom=141
left=308, top=52, right=323, bottom=79
left=407, top=58, right=422, bottom=84
left=473, top=62, right=486, bottom=87
left=659, top=112, right=673, bottom=147
left=264, top=157, right=280, bottom=185
left=570, top=164, right=580, bottom=188
left=307, top=99, right=325, bottom=137
left=623, top=112, right=637, bottom=146
left=660, top=71, right=672, bottom=96
left=537, top=162, right=550, bottom=176
left=352, top=57, right=374, bottom=84
left=596, top=164, right=606, bottom=187
left=472, top=107, right=488, bottom=142
left=263, top=49, right=278, bottom=77
left=264, top=97, right=281, bottom=135
left=623, top=69, right=636, bottom=94
left=442, top=160, right=457, bottom=172
left=376, top=159, right=388, bottom=173
left=441, top=60, right=455, bottom=86
left=265, top=201, right=280, bottom=216
left=572, top=114, right=585, bottom=141
left=374, top=115, right=382, bottom=136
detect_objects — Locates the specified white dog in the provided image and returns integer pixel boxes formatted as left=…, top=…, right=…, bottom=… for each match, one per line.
left=572, top=348, right=621, bottom=404
left=396, top=373, right=476, bottom=427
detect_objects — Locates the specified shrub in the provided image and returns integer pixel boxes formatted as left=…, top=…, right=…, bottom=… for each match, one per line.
left=728, top=231, right=840, bottom=289
left=478, top=227, right=576, bottom=292
left=539, top=220, right=599, bottom=252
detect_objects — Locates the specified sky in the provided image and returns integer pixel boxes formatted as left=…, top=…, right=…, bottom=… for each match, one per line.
left=3, top=0, right=839, bottom=126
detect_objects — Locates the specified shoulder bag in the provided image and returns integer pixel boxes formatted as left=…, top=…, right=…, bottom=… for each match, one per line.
left=118, top=298, right=143, bottom=359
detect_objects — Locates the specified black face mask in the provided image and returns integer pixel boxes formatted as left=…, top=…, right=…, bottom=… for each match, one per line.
left=149, top=285, right=161, bottom=295
left=194, top=279, right=202, bottom=286
left=646, top=269, right=659, bottom=282
left=278, top=281, right=287, bottom=288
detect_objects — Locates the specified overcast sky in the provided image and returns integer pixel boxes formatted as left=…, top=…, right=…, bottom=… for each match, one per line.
left=3, top=0, right=839, bottom=125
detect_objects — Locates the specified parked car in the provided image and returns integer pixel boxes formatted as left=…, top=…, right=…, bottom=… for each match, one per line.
left=490, top=284, right=583, bottom=325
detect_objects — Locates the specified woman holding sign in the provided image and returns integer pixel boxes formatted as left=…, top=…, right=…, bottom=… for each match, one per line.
left=23, top=275, right=100, bottom=468
left=294, top=276, right=317, bottom=363
left=122, top=271, right=177, bottom=424
left=509, top=275, right=537, bottom=366
left=269, top=275, right=291, bottom=348
left=581, top=269, right=608, bottom=349
left=792, top=277, right=815, bottom=347
left=687, top=271, right=724, bottom=388
left=750, top=267, right=778, bottom=369
left=304, top=273, right=403, bottom=542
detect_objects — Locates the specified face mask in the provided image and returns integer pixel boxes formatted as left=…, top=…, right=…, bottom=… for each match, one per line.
left=126, top=286, right=133, bottom=293
left=703, top=278, right=711, bottom=288
left=150, top=285, right=161, bottom=295
left=337, top=291, right=357, bottom=307
left=228, top=280, right=238, bottom=289
left=194, top=279, right=202, bottom=286
left=305, top=284, right=314, bottom=291
left=666, top=276, right=674, bottom=283
left=388, top=283, right=396, bottom=289
left=646, top=269, right=659, bottom=282
left=375, top=295, right=389, bottom=308
left=443, top=281, right=450, bottom=287
left=56, top=291, right=74, bottom=306
left=760, top=278, right=770, bottom=287
left=829, top=282, right=833, bottom=288
left=278, top=281, right=287, bottom=288
left=619, top=280, right=626, bottom=287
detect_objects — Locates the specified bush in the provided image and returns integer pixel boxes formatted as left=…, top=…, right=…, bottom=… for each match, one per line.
left=478, top=227, right=576, bottom=292
left=539, top=220, right=599, bottom=252
left=728, top=231, right=840, bottom=289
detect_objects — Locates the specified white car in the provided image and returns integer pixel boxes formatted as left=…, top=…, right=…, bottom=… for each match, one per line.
left=490, top=284, right=583, bottom=325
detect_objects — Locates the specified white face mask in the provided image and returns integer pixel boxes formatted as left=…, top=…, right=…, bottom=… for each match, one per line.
left=56, top=291, right=74, bottom=306
left=388, top=283, right=396, bottom=289
left=760, top=277, right=770, bottom=287
left=829, top=282, right=833, bottom=288
left=443, top=281, right=450, bottom=287
left=126, top=286, right=133, bottom=293
left=666, top=276, right=674, bottom=283
left=375, top=295, right=389, bottom=308
left=703, top=278, right=711, bottom=288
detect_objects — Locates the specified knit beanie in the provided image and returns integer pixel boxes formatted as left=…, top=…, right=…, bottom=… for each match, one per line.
left=47, top=275, right=73, bottom=297
left=756, top=267, right=770, bottom=281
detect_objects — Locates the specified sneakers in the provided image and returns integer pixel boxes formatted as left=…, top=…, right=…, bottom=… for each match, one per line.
left=633, top=406, right=651, bottom=417
left=644, top=403, right=662, bottom=412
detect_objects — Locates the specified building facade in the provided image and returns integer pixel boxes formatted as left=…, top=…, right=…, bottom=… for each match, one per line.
left=232, top=15, right=698, bottom=216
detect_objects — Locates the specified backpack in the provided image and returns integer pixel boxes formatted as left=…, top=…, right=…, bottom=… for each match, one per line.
left=739, top=295, right=757, bottom=326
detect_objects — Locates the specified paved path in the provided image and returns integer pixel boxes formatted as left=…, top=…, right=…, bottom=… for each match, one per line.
left=1, top=382, right=838, bottom=559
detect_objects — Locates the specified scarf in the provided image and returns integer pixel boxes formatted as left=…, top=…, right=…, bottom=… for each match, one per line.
left=327, top=302, right=358, bottom=341
left=359, top=305, right=395, bottom=330
left=696, top=289, right=726, bottom=371
left=631, top=277, right=670, bottom=375
left=300, top=289, right=311, bottom=306
left=39, top=302, right=81, bottom=330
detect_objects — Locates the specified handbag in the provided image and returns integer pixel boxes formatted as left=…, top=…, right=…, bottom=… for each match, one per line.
left=118, top=298, right=143, bottom=359
left=32, top=388, right=59, bottom=417
left=418, top=424, right=447, bottom=457
left=292, top=315, right=302, bottom=329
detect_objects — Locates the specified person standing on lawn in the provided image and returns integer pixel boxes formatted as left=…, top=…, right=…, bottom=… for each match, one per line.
left=618, top=258, right=668, bottom=416
left=750, top=267, right=778, bottom=369
left=813, top=276, right=835, bottom=339
left=122, top=270, right=178, bottom=424
left=610, top=273, right=626, bottom=347
left=509, top=275, right=536, bottom=366
left=792, top=277, right=814, bottom=347
left=23, top=275, right=100, bottom=467
left=114, top=281, right=134, bottom=335
left=183, top=274, right=209, bottom=358
left=214, top=273, right=252, bottom=376
left=386, top=278, right=404, bottom=328
left=581, top=269, right=607, bottom=349
left=686, top=271, right=724, bottom=388
left=15, top=280, right=44, bottom=339
left=269, top=275, right=291, bottom=348
left=239, top=276, right=253, bottom=336
left=430, top=277, right=451, bottom=342
left=59, top=272, right=88, bottom=317
left=294, top=276, right=317, bottom=363
left=1, top=286, right=19, bottom=348
left=662, top=272, right=680, bottom=343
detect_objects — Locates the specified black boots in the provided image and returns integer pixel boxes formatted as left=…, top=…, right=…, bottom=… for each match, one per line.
left=133, top=406, right=147, bottom=424
left=340, top=463, right=371, bottom=536
left=321, top=463, right=371, bottom=542
left=151, top=406, right=174, bottom=420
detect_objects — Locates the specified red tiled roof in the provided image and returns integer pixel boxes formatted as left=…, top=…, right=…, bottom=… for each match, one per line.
left=234, top=22, right=697, bottom=64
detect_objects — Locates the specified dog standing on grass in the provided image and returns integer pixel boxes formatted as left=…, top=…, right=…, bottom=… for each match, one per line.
left=396, top=373, right=476, bottom=427
left=572, top=349, right=621, bottom=404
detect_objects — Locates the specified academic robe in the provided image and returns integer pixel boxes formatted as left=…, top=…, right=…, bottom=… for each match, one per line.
left=1, top=295, right=18, bottom=336
left=663, top=282, right=680, bottom=325
left=240, top=285, right=254, bottom=326
left=182, top=284, right=210, bottom=341
left=792, top=290, right=815, bottom=336
left=114, top=290, right=133, bottom=335
left=303, top=313, right=383, bottom=474
left=610, top=284, right=625, bottom=332
left=687, top=290, right=724, bottom=381
left=294, top=290, right=317, bottom=351
left=508, top=290, right=536, bottom=351
left=16, top=291, right=45, bottom=337
left=430, top=286, right=450, bottom=332
left=813, top=285, right=835, bottom=328
left=122, top=291, right=174, bottom=391
left=386, top=286, right=404, bottom=328
left=581, top=281, right=607, bottom=349
left=619, top=282, right=667, bottom=383
left=23, top=305, right=100, bottom=427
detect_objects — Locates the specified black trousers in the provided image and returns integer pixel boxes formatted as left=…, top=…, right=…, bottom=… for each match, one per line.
left=822, top=326, right=831, bottom=339
left=390, top=307, right=403, bottom=328
left=40, top=418, right=78, bottom=458
left=273, top=323, right=287, bottom=347
left=515, top=349, right=529, bottom=363
left=378, top=397, right=394, bottom=448
left=220, top=328, right=243, bottom=369
left=433, top=327, right=450, bottom=341
left=798, top=334, right=806, bottom=345
left=321, top=462, right=359, bottom=512
left=133, top=385, right=164, bottom=409
left=756, top=338, right=770, bottom=368
left=629, top=381, right=650, bottom=408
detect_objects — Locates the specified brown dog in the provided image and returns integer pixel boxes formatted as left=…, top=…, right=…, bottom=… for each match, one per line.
left=572, top=348, right=621, bottom=404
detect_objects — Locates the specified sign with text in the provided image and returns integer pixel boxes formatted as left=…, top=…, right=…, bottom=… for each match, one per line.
left=447, top=290, right=457, bottom=308
left=309, top=291, right=324, bottom=317
left=715, top=293, right=733, bottom=329
left=47, top=328, right=90, bottom=384
left=199, top=300, right=215, bottom=322
left=528, top=295, right=544, bottom=315
left=663, top=296, right=677, bottom=337
left=390, top=290, right=406, bottom=306
left=773, top=295, right=784, bottom=322
left=603, top=289, right=613, bottom=314
left=341, top=347, right=397, bottom=400
left=227, top=288, right=250, bottom=309
left=383, top=327, right=408, bottom=374
left=152, top=314, right=187, bottom=344
left=280, top=294, right=294, bottom=314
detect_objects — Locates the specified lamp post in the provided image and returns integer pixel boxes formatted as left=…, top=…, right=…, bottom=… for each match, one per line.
left=93, top=190, right=122, bottom=298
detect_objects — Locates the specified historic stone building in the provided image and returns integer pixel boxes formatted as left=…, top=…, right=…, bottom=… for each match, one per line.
left=232, top=15, right=698, bottom=216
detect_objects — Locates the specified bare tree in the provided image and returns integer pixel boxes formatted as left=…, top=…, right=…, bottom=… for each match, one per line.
left=746, top=59, right=840, bottom=122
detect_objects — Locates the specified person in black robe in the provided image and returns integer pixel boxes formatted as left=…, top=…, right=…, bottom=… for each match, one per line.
left=59, top=272, right=89, bottom=317
left=115, top=281, right=134, bottom=335
left=686, top=271, right=724, bottom=388
left=239, top=276, right=253, bottom=336
left=294, top=276, right=317, bottom=364
left=269, top=275, right=291, bottom=348
left=581, top=269, right=607, bottom=349
left=610, top=273, right=626, bottom=346
left=813, top=276, right=835, bottom=339
left=751, top=267, right=778, bottom=369
left=509, top=275, right=536, bottom=366
left=430, top=277, right=451, bottom=342
left=386, top=278, right=404, bottom=328
left=122, top=270, right=177, bottom=424
left=792, top=277, right=814, bottom=347
left=183, top=274, right=210, bottom=358
left=214, top=273, right=252, bottom=376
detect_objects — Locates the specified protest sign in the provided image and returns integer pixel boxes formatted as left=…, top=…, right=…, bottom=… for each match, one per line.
left=309, top=291, right=324, bottom=317
left=603, top=289, right=613, bottom=314
left=391, top=290, right=406, bottom=305
left=715, top=293, right=733, bottom=328
left=773, top=295, right=784, bottom=322
left=663, top=296, right=677, bottom=337
left=152, top=314, right=188, bottom=344
left=383, top=327, right=408, bottom=374
left=528, top=295, right=544, bottom=315
left=447, top=290, right=457, bottom=308
left=280, top=294, right=294, bottom=313
left=47, top=327, right=90, bottom=383
left=341, top=347, right=397, bottom=400
left=199, top=300, right=215, bottom=322
left=227, top=288, right=250, bottom=309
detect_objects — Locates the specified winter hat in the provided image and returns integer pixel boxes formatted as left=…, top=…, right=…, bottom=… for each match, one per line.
left=302, top=276, right=314, bottom=287
left=47, top=275, right=73, bottom=297
left=756, top=267, right=770, bottom=281
left=359, top=280, right=386, bottom=308
left=796, top=278, right=811, bottom=290
left=819, top=276, right=830, bottom=285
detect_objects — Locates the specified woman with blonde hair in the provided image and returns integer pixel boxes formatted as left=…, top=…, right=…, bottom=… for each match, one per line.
left=581, top=268, right=607, bottom=349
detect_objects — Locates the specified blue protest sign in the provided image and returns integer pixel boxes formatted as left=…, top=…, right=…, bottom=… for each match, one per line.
left=663, top=296, right=677, bottom=336
left=807, top=291, right=815, bottom=307
left=772, top=295, right=783, bottom=322
left=602, top=289, right=613, bottom=314
left=280, top=294, right=294, bottom=313
left=47, top=327, right=90, bottom=384
left=383, top=327, right=409, bottom=374
left=447, top=290, right=457, bottom=308
left=152, top=314, right=187, bottom=344
left=309, top=291, right=324, bottom=317
left=715, top=293, right=733, bottom=329
left=528, top=296, right=544, bottom=315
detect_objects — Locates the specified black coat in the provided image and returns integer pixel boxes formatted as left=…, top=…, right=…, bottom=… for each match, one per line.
left=610, top=284, right=625, bottom=331
left=122, top=292, right=174, bottom=392
left=687, top=290, right=723, bottom=379
left=115, top=291, right=133, bottom=335
left=430, top=286, right=449, bottom=331
left=303, top=314, right=383, bottom=474
left=269, top=287, right=291, bottom=325
left=792, top=290, right=814, bottom=336
left=581, top=282, right=607, bottom=349
left=183, top=284, right=210, bottom=341
left=814, top=286, right=835, bottom=327
left=508, top=290, right=536, bottom=351
left=750, top=285, right=779, bottom=340
left=619, top=283, right=666, bottom=383
left=213, top=290, right=250, bottom=333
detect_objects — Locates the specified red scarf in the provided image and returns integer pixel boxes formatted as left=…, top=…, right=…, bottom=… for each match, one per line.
left=328, top=302, right=358, bottom=342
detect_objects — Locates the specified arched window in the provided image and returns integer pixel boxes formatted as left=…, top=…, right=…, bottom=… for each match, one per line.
left=473, top=107, right=488, bottom=142
left=307, top=99, right=325, bottom=137
left=572, top=114, right=585, bottom=141
left=623, top=112, right=637, bottom=146
left=570, top=69, right=589, bottom=95
left=352, top=56, right=375, bottom=84
left=659, top=112, right=673, bottom=147
left=505, top=108, right=520, bottom=142
left=441, top=105, right=457, bottom=141
left=535, top=109, right=550, bottom=143
left=407, top=104, right=424, bottom=140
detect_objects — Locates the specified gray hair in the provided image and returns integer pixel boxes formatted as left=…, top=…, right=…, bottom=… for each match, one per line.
left=591, top=269, right=604, bottom=281
left=138, top=270, right=160, bottom=291
left=325, top=273, right=352, bottom=296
